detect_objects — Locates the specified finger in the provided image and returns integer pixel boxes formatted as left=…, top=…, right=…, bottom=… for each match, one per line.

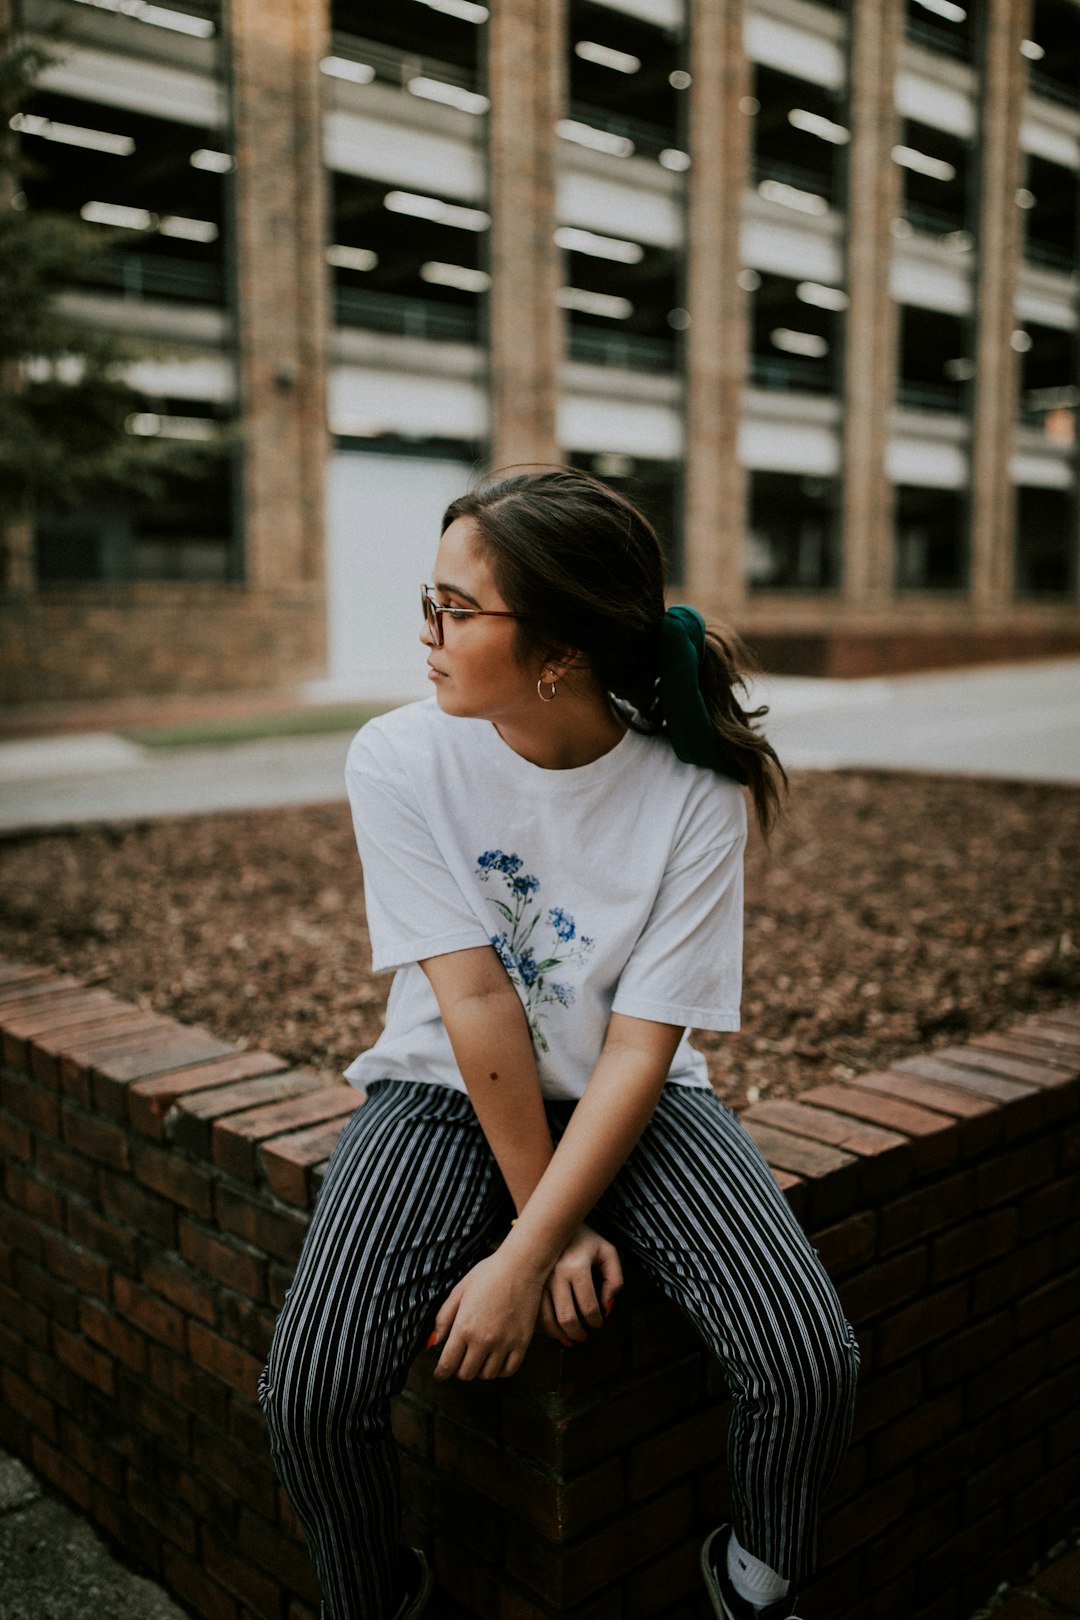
left=433, top=1326, right=468, bottom=1383
left=430, top=1281, right=463, bottom=1349
left=597, top=1242, right=624, bottom=1315
left=570, top=1266, right=604, bottom=1331
left=550, top=1274, right=588, bottom=1342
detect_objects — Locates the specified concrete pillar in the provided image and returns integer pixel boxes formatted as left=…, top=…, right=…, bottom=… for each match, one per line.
left=1, top=0, right=34, bottom=595
left=487, top=0, right=564, bottom=470
left=841, top=0, right=903, bottom=608
left=227, top=0, right=329, bottom=589
left=970, top=0, right=1030, bottom=611
left=683, top=0, right=748, bottom=619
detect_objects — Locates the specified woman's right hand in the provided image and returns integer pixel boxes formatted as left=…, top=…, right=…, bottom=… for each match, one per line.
left=538, top=1222, right=623, bottom=1345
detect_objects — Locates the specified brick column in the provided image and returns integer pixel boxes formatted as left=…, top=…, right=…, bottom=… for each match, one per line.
left=970, top=0, right=1030, bottom=611
left=684, top=0, right=748, bottom=619
left=227, top=0, right=329, bottom=588
left=487, top=0, right=564, bottom=470
left=0, top=0, right=34, bottom=596
left=841, top=0, right=903, bottom=608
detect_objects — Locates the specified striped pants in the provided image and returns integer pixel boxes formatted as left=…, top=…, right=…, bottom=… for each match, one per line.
left=259, top=1080, right=859, bottom=1620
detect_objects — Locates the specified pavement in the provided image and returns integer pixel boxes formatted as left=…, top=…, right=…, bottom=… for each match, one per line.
left=1, top=659, right=1079, bottom=836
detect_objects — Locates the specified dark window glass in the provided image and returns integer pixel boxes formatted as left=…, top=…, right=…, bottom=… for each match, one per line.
left=1015, top=485, right=1076, bottom=596
left=905, top=0, right=975, bottom=60
left=894, top=484, right=967, bottom=590
left=1016, top=322, right=1078, bottom=440
left=1027, top=0, right=1080, bottom=109
left=751, top=65, right=846, bottom=211
left=747, top=472, right=839, bottom=591
left=331, top=0, right=482, bottom=81
left=1023, top=155, right=1079, bottom=275
left=331, top=173, right=484, bottom=343
left=749, top=270, right=842, bottom=395
left=563, top=243, right=679, bottom=372
left=567, top=0, right=684, bottom=159
left=16, top=91, right=228, bottom=304
left=569, top=453, right=682, bottom=579
left=897, top=117, right=971, bottom=239
left=897, top=305, right=971, bottom=413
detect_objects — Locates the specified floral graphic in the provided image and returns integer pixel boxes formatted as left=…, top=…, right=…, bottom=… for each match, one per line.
left=476, top=851, right=594, bottom=1052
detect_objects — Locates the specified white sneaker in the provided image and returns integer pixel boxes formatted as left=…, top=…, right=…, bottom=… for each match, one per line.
left=701, top=1526, right=802, bottom=1620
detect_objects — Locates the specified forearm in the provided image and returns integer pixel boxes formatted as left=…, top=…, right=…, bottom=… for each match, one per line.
left=435, top=978, right=554, bottom=1212
left=505, top=1018, right=681, bottom=1279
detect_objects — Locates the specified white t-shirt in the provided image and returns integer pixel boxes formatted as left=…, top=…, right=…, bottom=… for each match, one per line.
left=343, top=698, right=746, bottom=1102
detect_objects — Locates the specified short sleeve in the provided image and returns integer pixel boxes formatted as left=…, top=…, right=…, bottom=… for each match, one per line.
left=345, top=725, right=492, bottom=973
left=611, top=786, right=746, bottom=1031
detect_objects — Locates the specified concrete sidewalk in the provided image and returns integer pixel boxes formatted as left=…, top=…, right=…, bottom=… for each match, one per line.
left=1, top=660, right=1078, bottom=835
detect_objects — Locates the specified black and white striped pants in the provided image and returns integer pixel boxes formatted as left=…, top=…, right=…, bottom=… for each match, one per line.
left=259, top=1080, right=859, bottom=1620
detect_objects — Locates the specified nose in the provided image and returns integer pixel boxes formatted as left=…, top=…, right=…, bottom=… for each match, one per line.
left=420, top=620, right=435, bottom=649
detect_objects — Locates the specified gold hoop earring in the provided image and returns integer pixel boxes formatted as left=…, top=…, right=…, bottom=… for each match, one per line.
left=537, top=677, right=557, bottom=703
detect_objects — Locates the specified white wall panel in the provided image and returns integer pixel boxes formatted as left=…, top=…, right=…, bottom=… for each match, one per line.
left=40, top=45, right=224, bottom=127
left=329, top=365, right=487, bottom=441
left=895, top=70, right=974, bottom=137
left=886, top=436, right=968, bottom=486
left=743, top=13, right=844, bottom=89
left=324, top=110, right=485, bottom=199
left=738, top=418, right=840, bottom=474
left=558, top=395, right=683, bottom=457
left=557, top=170, right=683, bottom=249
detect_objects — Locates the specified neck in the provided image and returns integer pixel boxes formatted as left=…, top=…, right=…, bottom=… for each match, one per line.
left=494, top=687, right=626, bottom=770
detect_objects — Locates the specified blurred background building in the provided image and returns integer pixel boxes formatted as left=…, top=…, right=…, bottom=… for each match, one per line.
left=2, top=0, right=1080, bottom=703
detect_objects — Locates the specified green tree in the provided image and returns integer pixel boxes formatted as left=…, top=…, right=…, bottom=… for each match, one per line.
left=0, top=27, right=224, bottom=584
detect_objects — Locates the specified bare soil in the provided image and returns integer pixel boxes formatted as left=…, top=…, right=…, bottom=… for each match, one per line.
left=0, top=770, right=1076, bottom=1108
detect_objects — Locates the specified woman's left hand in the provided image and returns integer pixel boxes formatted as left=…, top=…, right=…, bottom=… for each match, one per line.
left=430, top=1251, right=545, bottom=1382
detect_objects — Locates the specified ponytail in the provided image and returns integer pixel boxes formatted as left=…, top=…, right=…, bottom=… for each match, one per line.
left=698, top=626, right=787, bottom=838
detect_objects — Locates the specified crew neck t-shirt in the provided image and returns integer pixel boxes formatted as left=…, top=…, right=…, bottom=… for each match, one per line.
left=343, top=697, right=747, bottom=1102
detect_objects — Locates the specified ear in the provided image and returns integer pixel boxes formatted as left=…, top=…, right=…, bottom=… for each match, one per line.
left=541, top=647, right=587, bottom=684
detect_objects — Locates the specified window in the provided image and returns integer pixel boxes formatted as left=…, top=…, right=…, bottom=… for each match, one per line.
left=1023, top=155, right=1079, bottom=276
left=562, top=239, right=679, bottom=373
left=748, top=271, right=843, bottom=396
left=897, top=306, right=971, bottom=413
left=1026, top=0, right=1080, bottom=110
left=896, top=117, right=971, bottom=241
left=747, top=472, right=839, bottom=591
left=569, top=454, right=682, bottom=580
left=894, top=485, right=967, bottom=590
left=566, top=0, right=685, bottom=164
left=1015, top=486, right=1076, bottom=597
left=905, top=0, right=975, bottom=61
left=1016, top=323, right=1078, bottom=442
left=751, top=66, right=847, bottom=213
left=331, top=0, right=483, bottom=84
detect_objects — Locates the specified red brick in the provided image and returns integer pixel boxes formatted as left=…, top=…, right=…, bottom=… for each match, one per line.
left=803, top=1081, right=959, bottom=1162
left=260, top=1116, right=354, bottom=1206
left=190, top=1419, right=279, bottom=1519
left=740, top=1119, right=858, bottom=1221
left=934, top=1314, right=1025, bottom=1406
left=128, top=1050, right=290, bottom=1137
left=235, top=1507, right=325, bottom=1605
left=850, top=1360, right=923, bottom=1441
left=933, top=1042, right=1076, bottom=1090
left=505, top=1480, right=693, bottom=1606
left=1, top=988, right=128, bottom=1054
left=746, top=1099, right=911, bottom=1196
left=0, top=1280, right=48, bottom=1348
left=30, top=1432, right=93, bottom=1511
left=172, top=1067, right=326, bottom=1157
left=1016, top=1268, right=1080, bottom=1339
left=855, top=1070, right=1003, bottom=1155
left=149, top=1343, right=231, bottom=1428
left=878, top=1171, right=976, bottom=1254
left=893, top=1053, right=1035, bottom=1106
left=929, top=1206, right=1017, bottom=1284
left=971, top=1236, right=1054, bottom=1317
left=212, top=1083, right=358, bottom=1180
left=217, top=1289, right=277, bottom=1361
left=15, top=1255, right=79, bottom=1328
left=819, top=1467, right=916, bottom=1563
left=97, top=1167, right=176, bottom=1247
left=131, top=1139, right=214, bottom=1216
left=214, top=1183, right=308, bottom=1266
left=161, top=1546, right=238, bottom=1620
left=627, top=1402, right=728, bottom=1501
left=113, top=1275, right=186, bottom=1353
left=1007, top=1363, right=1080, bottom=1447
left=28, top=1010, right=154, bottom=1089
left=90, top=1027, right=240, bottom=1114
left=390, top=1393, right=431, bottom=1457
left=178, top=1218, right=267, bottom=1300
left=187, top=1320, right=263, bottom=1398
left=65, top=1201, right=139, bottom=1271
left=839, top=1246, right=928, bottom=1327
left=1, top=1071, right=60, bottom=1135
left=52, top=1323, right=115, bottom=1396
left=0, top=963, right=64, bottom=995
left=202, top=1523, right=283, bottom=1616
left=58, top=1103, right=130, bottom=1171
left=1020, top=1175, right=1080, bottom=1241
left=867, top=1388, right=963, bottom=1477
left=89, top=1485, right=162, bottom=1576
left=4, top=1163, right=64, bottom=1229
left=810, top=1211, right=878, bottom=1277
left=0, top=1111, right=32, bottom=1162
left=2, top=1365, right=58, bottom=1442
left=967, top=1031, right=1079, bottom=1078
left=1010, top=1451, right=1080, bottom=1536
left=875, top=1281, right=968, bottom=1366
left=57, top=1412, right=127, bottom=1493
left=0, top=977, right=84, bottom=1015
left=115, top=1365, right=191, bottom=1450
left=975, top=1136, right=1057, bottom=1210
left=1019, top=1017, right=1080, bottom=1055
left=139, top=1250, right=215, bottom=1323
left=79, top=1297, right=147, bottom=1373
left=33, top=1134, right=99, bottom=1202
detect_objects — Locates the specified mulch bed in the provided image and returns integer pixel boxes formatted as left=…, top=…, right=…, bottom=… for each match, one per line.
left=0, top=770, right=1076, bottom=1108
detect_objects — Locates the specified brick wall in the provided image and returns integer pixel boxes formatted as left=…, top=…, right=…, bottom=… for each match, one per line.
left=1, top=958, right=1077, bottom=1620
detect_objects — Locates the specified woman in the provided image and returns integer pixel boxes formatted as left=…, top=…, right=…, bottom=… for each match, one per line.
left=259, top=470, right=859, bottom=1620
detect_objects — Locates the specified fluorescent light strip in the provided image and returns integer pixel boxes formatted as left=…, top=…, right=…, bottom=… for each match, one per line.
left=912, top=0, right=966, bottom=21
left=321, top=56, right=376, bottom=85
left=9, top=112, right=134, bottom=155
left=771, top=328, right=828, bottom=358
left=659, top=148, right=691, bottom=172
left=384, top=190, right=490, bottom=231
left=81, top=200, right=155, bottom=229
left=191, top=148, right=234, bottom=173
left=408, top=77, right=489, bottom=115
left=1020, top=39, right=1045, bottom=61
left=420, top=261, right=490, bottom=292
left=574, top=41, right=641, bottom=74
left=159, top=214, right=217, bottom=241
left=796, top=281, right=848, bottom=311
left=327, top=244, right=378, bottom=271
left=757, top=179, right=829, bottom=216
left=554, top=225, right=643, bottom=264
left=556, top=119, right=634, bottom=158
left=788, top=108, right=850, bottom=145
left=892, top=145, right=956, bottom=182
left=415, top=0, right=488, bottom=21
left=70, top=0, right=215, bottom=37
left=126, top=412, right=218, bottom=439
left=556, top=286, right=633, bottom=319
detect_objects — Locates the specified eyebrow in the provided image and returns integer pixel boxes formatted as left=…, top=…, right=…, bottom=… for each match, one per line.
left=434, top=579, right=483, bottom=608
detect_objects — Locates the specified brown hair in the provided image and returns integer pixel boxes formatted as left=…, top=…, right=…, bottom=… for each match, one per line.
left=442, top=468, right=786, bottom=833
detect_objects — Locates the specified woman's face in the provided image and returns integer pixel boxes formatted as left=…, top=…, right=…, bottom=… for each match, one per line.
left=421, top=516, right=541, bottom=722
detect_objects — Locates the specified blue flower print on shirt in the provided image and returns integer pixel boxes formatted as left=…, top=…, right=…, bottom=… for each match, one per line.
left=477, top=851, right=594, bottom=1052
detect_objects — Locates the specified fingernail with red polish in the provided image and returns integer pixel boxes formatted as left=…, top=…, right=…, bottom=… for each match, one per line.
left=426, top=1331, right=438, bottom=1349
left=559, top=1338, right=573, bottom=1349
left=604, top=1300, right=614, bottom=1317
